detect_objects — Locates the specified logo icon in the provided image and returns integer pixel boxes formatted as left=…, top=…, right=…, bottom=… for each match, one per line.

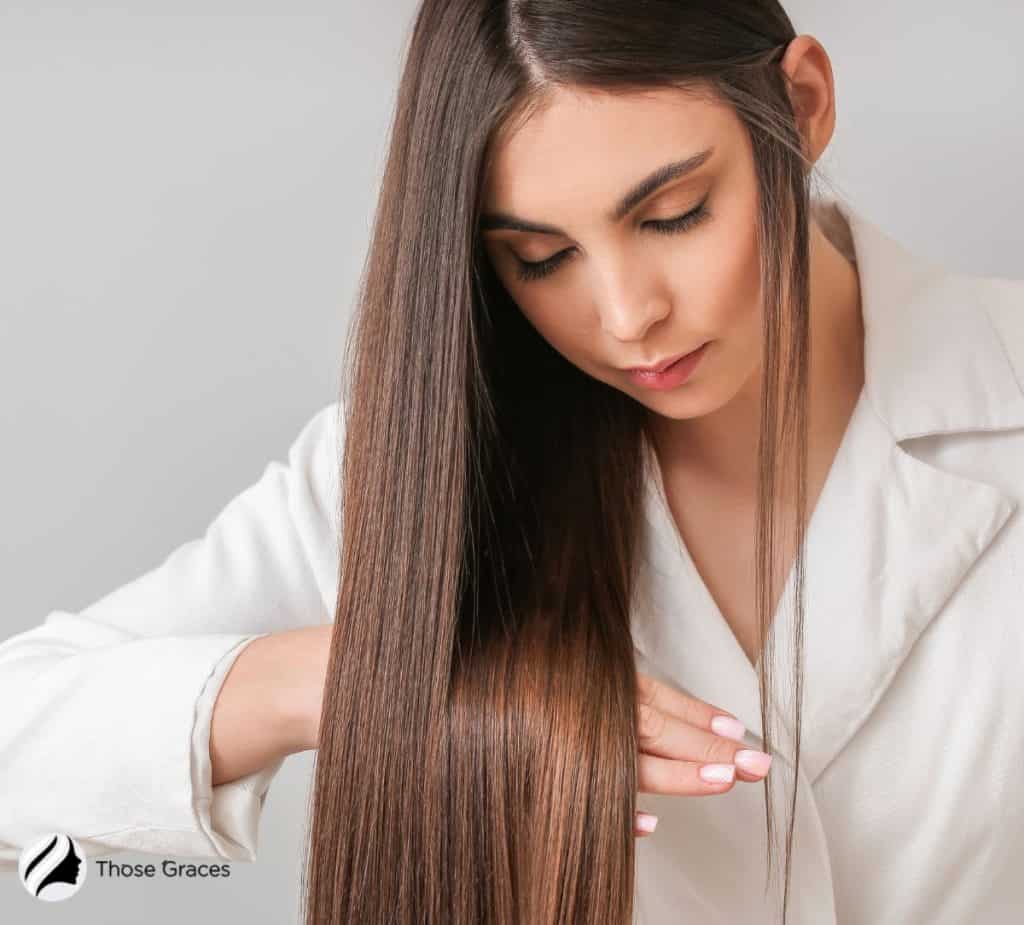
left=18, top=833, right=87, bottom=901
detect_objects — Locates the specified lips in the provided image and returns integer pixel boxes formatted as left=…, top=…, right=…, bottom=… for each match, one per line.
left=625, top=341, right=710, bottom=390
left=626, top=343, right=706, bottom=374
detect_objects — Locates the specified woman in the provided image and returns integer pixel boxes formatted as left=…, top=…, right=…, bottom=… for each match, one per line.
left=2, top=2, right=1022, bottom=923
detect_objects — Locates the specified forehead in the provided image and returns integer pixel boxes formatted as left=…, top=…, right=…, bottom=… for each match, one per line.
left=482, top=85, right=738, bottom=207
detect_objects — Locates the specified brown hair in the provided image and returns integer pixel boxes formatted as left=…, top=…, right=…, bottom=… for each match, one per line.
left=302, top=1, right=817, bottom=922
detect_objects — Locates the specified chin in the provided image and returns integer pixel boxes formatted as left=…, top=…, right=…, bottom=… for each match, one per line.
left=667, top=360, right=754, bottom=416
left=637, top=384, right=712, bottom=421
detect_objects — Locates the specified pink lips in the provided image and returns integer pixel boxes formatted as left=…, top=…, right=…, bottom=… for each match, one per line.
left=626, top=352, right=690, bottom=374
left=625, top=341, right=710, bottom=391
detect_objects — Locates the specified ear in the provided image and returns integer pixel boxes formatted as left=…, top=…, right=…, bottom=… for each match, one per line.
left=778, top=35, right=838, bottom=170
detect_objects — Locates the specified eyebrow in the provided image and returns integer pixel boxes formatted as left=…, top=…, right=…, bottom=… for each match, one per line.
left=479, top=146, right=714, bottom=236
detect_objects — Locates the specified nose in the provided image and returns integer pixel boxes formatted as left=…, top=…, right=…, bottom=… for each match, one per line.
left=587, top=245, right=674, bottom=342
left=599, top=291, right=672, bottom=343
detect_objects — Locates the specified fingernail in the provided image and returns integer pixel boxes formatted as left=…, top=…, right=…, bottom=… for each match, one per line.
left=710, top=715, right=746, bottom=742
left=734, top=749, right=773, bottom=776
left=699, top=763, right=736, bottom=783
left=635, top=812, right=659, bottom=833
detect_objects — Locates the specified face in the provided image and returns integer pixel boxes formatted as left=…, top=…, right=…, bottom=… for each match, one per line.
left=479, top=85, right=765, bottom=421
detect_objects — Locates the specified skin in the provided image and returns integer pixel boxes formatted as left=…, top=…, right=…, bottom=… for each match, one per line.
left=478, top=36, right=865, bottom=834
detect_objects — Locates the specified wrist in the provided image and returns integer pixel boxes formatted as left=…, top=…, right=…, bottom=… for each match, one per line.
left=271, top=624, right=332, bottom=754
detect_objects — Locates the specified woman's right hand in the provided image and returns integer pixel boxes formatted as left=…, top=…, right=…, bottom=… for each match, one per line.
left=633, top=671, right=773, bottom=837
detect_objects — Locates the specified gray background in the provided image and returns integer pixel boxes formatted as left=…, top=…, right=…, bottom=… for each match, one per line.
left=1, top=1, right=1021, bottom=921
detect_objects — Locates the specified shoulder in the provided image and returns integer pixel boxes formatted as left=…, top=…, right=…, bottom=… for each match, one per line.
left=292, top=399, right=344, bottom=457
left=285, top=397, right=344, bottom=464
left=278, top=398, right=345, bottom=541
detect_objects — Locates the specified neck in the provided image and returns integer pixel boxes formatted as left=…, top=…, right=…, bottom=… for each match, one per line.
left=649, top=217, right=865, bottom=494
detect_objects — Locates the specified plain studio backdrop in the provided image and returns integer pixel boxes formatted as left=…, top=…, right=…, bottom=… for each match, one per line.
left=1, top=1, right=1021, bottom=922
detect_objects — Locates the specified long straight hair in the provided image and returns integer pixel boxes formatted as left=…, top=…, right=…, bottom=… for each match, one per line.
left=302, top=2, right=814, bottom=922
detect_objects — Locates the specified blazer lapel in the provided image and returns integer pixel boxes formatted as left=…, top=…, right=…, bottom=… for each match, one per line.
left=631, top=193, right=1024, bottom=783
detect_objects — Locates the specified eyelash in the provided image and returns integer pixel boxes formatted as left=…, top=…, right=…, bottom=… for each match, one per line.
left=513, top=197, right=711, bottom=283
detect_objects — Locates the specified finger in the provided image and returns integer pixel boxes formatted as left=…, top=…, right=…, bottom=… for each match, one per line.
left=634, top=753, right=765, bottom=786
left=735, top=766, right=765, bottom=784
left=637, top=672, right=744, bottom=742
left=638, top=751, right=738, bottom=796
left=636, top=672, right=765, bottom=783
left=634, top=700, right=765, bottom=774
left=635, top=687, right=773, bottom=787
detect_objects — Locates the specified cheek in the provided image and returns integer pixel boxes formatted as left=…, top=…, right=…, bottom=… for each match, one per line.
left=519, top=297, right=592, bottom=355
left=681, top=217, right=762, bottom=334
left=486, top=260, right=587, bottom=353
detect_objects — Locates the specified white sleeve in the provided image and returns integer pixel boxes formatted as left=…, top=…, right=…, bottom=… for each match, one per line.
left=0, top=400, right=343, bottom=871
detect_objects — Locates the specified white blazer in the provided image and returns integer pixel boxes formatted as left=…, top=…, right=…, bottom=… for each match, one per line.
left=1, top=196, right=1022, bottom=925
left=634, top=197, right=1024, bottom=924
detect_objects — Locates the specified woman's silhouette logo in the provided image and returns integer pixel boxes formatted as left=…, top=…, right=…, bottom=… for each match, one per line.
left=18, top=833, right=87, bottom=901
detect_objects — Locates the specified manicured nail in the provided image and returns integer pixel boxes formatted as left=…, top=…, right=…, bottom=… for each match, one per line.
left=699, top=764, right=736, bottom=783
left=710, top=715, right=746, bottom=742
left=635, top=812, right=659, bottom=834
left=734, top=749, right=773, bottom=776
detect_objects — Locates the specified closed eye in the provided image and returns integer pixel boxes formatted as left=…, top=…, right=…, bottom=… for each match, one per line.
left=513, top=197, right=711, bottom=283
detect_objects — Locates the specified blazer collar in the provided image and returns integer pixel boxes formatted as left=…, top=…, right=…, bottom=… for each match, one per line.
left=816, top=195, right=1024, bottom=441
left=633, top=193, right=1024, bottom=783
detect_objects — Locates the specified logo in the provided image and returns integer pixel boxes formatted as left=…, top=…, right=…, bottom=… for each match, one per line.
left=18, top=833, right=87, bottom=901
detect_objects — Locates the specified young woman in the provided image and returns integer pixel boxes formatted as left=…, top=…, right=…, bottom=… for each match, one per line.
left=2, top=2, right=1023, bottom=923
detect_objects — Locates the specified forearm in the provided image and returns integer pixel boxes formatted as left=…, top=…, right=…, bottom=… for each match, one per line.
left=209, top=625, right=330, bottom=787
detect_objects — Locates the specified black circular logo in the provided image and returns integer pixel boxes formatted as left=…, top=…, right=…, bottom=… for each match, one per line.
left=18, top=833, right=87, bottom=901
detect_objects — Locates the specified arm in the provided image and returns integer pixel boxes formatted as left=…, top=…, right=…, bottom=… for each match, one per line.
left=0, top=400, right=344, bottom=871
left=209, top=624, right=332, bottom=787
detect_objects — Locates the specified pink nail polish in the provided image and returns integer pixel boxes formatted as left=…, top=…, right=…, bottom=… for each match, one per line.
left=635, top=812, right=659, bottom=833
left=734, top=749, right=773, bottom=776
left=699, top=763, right=736, bottom=784
left=711, top=715, right=746, bottom=742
